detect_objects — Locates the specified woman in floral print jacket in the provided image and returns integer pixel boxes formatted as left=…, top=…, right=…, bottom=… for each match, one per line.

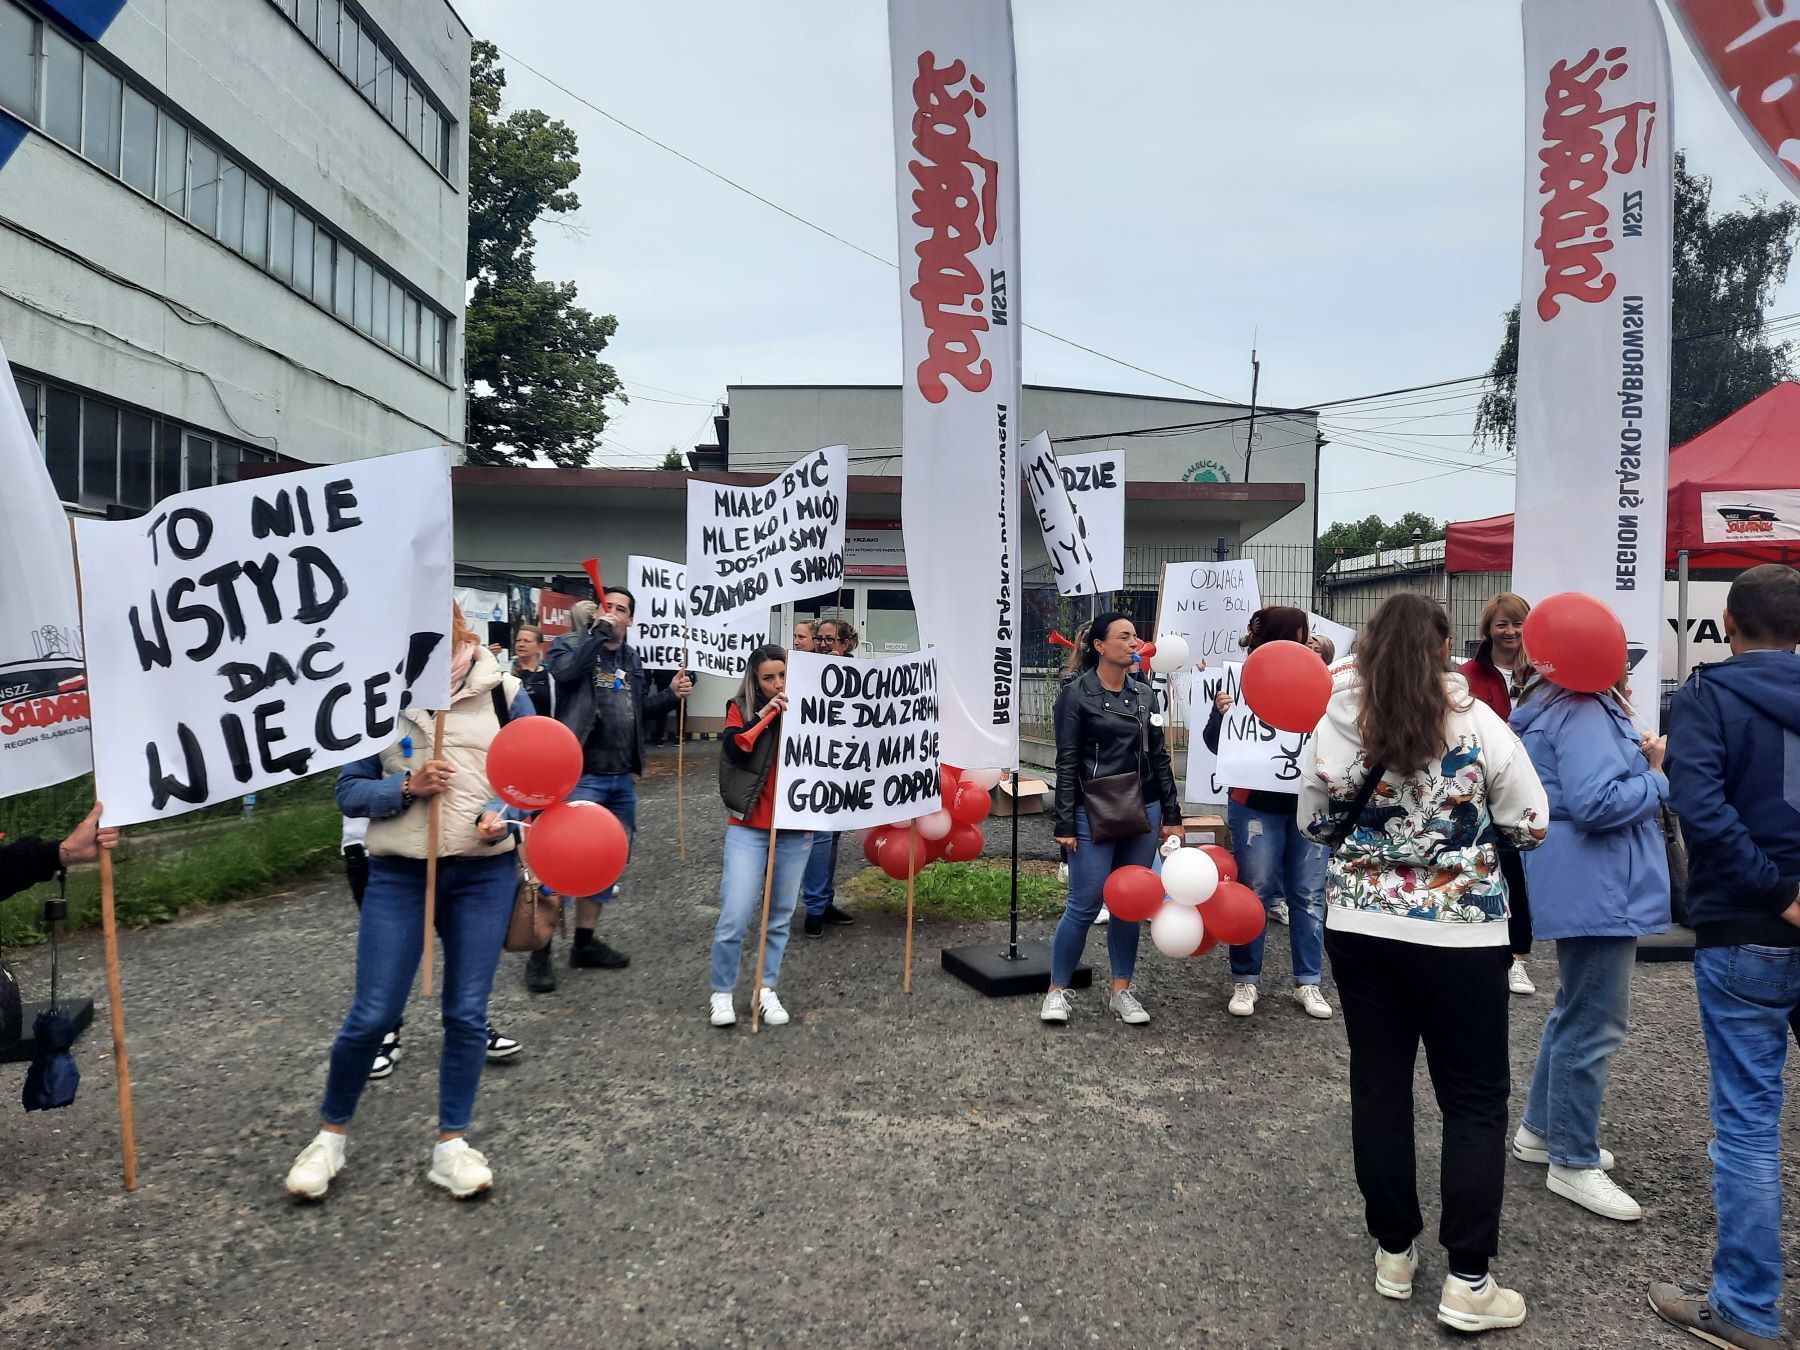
left=1296, top=592, right=1548, bottom=1334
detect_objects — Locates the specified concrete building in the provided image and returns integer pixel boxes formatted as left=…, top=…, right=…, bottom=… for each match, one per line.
left=0, top=0, right=470, bottom=512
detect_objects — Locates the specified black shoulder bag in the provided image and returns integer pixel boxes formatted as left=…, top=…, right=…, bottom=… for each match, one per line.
left=1320, top=761, right=1387, bottom=855
left=1082, top=687, right=1154, bottom=844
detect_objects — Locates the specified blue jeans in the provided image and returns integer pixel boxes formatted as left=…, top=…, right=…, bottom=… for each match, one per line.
left=1227, top=801, right=1326, bottom=985
left=711, top=826, right=813, bottom=992
left=1051, top=804, right=1161, bottom=987
left=1694, top=944, right=1800, bottom=1341
left=803, top=831, right=840, bottom=917
left=321, top=853, right=517, bottom=1133
left=566, top=772, right=637, bottom=904
left=1521, top=936, right=1636, bottom=1168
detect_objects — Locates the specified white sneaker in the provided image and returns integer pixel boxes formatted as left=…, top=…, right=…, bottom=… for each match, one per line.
left=709, top=992, right=736, bottom=1027
left=1511, top=1124, right=1615, bottom=1172
left=1508, top=961, right=1536, bottom=995
left=1110, top=989, right=1150, bottom=1025
left=1040, top=988, right=1071, bottom=1023
left=1374, top=1243, right=1418, bottom=1300
left=1228, top=983, right=1258, bottom=1017
left=427, top=1139, right=493, bottom=1199
left=1548, top=1164, right=1642, bottom=1221
left=1294, top=985, right=1333, bottom=1019
left=757, top=987, right=789, bottom=1026
left=1437, top=1274, right=1527, bottom=1333
left=284, top=1131, right=345, bottom=1200
left=1094, top=904, right=1110, bottom=925
left=1270, top=902, right=1290, bottom=925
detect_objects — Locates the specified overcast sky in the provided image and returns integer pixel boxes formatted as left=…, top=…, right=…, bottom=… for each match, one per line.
left=454, top=0, right=1800, bottom=531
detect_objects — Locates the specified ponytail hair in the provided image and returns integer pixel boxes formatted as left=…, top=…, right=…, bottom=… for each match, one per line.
left=1081, top=612, right=1133, bottom=671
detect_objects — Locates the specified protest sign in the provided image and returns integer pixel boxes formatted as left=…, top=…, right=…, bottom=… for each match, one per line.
left=1182, top=662, right=1238, bottom=804
left=1022, top=431, right=1101, bottom=596
left=626, top=554, right=767, bottom=678
left=1059, top=449, right=1124, bottom=593
left=0, top=341, right=91, bottom=796
left=1306, top=612, right=1357, bottom=658
left=773, top=650, right=941, bottom=833
left=1154, top=560, right=1261, bottom=663
left=76, top=448, right=454, bottom=826
left=686, top=446, right=847, bottom=624
left=1214, top=661, right=1314, bottom=796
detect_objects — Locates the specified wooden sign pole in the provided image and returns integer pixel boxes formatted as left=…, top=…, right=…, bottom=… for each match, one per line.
left=420, top=710, right=447, bottom=997
left=749, top=831, right=779, bottom=1032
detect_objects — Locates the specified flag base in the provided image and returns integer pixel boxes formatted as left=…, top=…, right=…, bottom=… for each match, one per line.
left=940, top=940, right=1089, bottom=998
left=0, top=997, right=94, bottom=1063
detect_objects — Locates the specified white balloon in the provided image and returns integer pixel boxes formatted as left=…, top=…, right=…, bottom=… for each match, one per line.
left=916, top=809, right=953, bottom=840
left=1161, top=847, right=1220, bottom=906
left=1148, top=634, right=1191, bottom=674
left=960, top=767, right=1004, bottom=790
left=1151, top=903, right=1206, bottom=958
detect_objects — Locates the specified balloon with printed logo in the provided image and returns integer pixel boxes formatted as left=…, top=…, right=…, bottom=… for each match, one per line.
left=526, top=801, right=629, bottom=898
left=877, top=827, right=928, bottom=881
left=940, top=821, right=986, bottom=862
left=1522, top=591, right=1628, bottom=694
left=486, top=716, right=583, bottom=810
left=1148, top=634, right=1190, bottom=675
left=916, top=809, right=954, bottom=841
left=1241, top=640, right=1333, bottom=733
left=1150, top=902, right=1205, bottom=957
left=939, top=763, right=963, bottom=810
left=1160, top=847, right=1220, bottom=907
left=1202, top=880, right=1266, bottom=945
left=1198, top=845, right=1238, bottom=886
left=862, top=828, right=891, bottom=868
left=1102, top=865, right=1165, bottom=923
left=949, top=781, right=994, bottom=826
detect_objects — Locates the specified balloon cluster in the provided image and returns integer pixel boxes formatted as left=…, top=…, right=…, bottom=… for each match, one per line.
left=1101, top=843, right=1263, bottom=958
left=860, top=764, right=998, bottom=880
left=487, top=717, right=629, bottom=896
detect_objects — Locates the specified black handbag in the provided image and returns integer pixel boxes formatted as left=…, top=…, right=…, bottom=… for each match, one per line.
left=1081, top=688, right=1152, bottom=844
left=1660, top=803, right=1690, bottom=925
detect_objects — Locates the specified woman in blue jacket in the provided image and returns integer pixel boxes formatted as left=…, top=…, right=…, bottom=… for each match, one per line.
left=1510, top=676, right=1669, bottom=1224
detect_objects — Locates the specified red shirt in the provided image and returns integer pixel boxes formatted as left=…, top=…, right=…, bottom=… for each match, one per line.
left=723, top=702, right=779, bottom=829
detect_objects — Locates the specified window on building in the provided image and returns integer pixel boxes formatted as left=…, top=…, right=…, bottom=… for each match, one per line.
left=43, top=25, right=82, bottom=148
left=333, top=244, right=353, bottom=321
left=80, top=399, right=118, bottom=508
left=157, top=112, right=186, bottom=213
left=243, top=174, right=269, bottom=266
left=292, top=212, right=314, bottom=294
left=16, top=377, right=38, bottom=441
left=296, top=0, right=317, bottom=44
left=121, top=85, right=157, bottom=195
left=312, top=226, right=334, bottom=308
left=356, top=22, right=376, bottom=99
left=269, top=193, right=294, bottom=283
left=214, top=440, right=240, bottom=484
left=386, top=281, right=404, bottom=351
left=184, top=433, right=214, bottom=490
left=0, top=4, right=36, bottom=121
left=402, top=293, right=420, bottom=363
left=423, top=106, right=439, bottom=174
left=45, top=387, right=79, bottom=502
left=370, top=268, right=390, bottom=344
left=428, top=311, right=444, bottom=376
left=375, top=48, right=392, bottom=123
left=155, top=416, right=182, bottom=499
left=218, top=158, right=246, bottom=252
left=315, top=0, right=339, bottom=61
left=353, top=254, right=373, bottom=331
left=187, top=136, right=219, bottom=235
left=81, top=51, right=121, bottom=173
left=119, top=411, right=154, bottom=509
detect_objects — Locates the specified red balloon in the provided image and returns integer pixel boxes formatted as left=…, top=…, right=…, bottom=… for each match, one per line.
left=1102, top=864, right=1165, bottom=923
left=1240, top=640, right=1334, bottom=734
left=948, top=781, right=993, bottom=827
left=527, top=801, right=629, bottom=897
left=1205, top=879, right=1266, bottom=946
left=1523, top=591, right=1628, bottom=694
left=486, top=716, right=583, bottom=810
left=1199, top=844, right=1238, bottom=884
left=877, top=828, right=928, bottom=880
left=939, top=764, right=962, bottom=811
left=862, top=829, right=890, bottom=868
left=1191, top=931, right=1219, bottom=957
left=941, top=821, right=985, bottom=862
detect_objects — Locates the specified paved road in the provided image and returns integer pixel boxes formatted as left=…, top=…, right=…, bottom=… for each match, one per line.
left=1, top=749, right=1794, bottom=1347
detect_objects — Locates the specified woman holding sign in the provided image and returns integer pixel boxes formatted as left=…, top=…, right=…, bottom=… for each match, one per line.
left=709, top=644, right=813, bottom=1028
left=1045, top=614, right=1183, bottom=1026
left=284, top=610, right=533, bottom=1203
left=1202, top=607, right=1333, bottom=1021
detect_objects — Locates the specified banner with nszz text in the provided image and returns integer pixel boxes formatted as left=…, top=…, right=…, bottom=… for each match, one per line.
left=1513, top=0, right=1672, bottom=695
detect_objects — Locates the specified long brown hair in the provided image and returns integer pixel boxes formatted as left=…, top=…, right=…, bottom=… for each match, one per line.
left=451, top=607, right=481, bottom=649
left=735, top=644, right=787, bottom=716
left=1354, top=593, right=1467, bottom=770
left=1241, top=606, right=1308, bottom=650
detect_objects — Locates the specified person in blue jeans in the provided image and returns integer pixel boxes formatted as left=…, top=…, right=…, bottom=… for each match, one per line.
left=531, top=586, right=690, bottom=988
left=1651, top=564, right=1800, bottom=1350
left=709, top=645, right=811, bottom=1028
left=800, top=618, right=857, bottom=938
left=1509, top=673, right=1669, bottom=1223
left=284, top=617, right=534, bottom=1203
left=1044, top=612, right=1183, bottom=1027
left=1202, top=606, right=1331, bottom=1021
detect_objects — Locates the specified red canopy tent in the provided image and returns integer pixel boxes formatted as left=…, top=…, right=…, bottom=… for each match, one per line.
left=1446, top=381, right=1800, bottom=573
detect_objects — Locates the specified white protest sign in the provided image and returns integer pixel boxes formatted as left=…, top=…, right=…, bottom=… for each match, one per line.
left=1154, top=560, right=1261, bottom=663
left=1182, top=662, right=1240, bottom=804
left=626, top=554, right=767, bottom=678
left=1022, top=431, right=1101, bottom=596
left=76, top=448, right=454, bottom=826
left=0, top=340, right=91, bottom=796
left=1215, top=661, right=1314, bottom=796
left=773, top=649, right=941, bottom=832
left=687, top=445, right=847, bottom=624
left=1306, top=612, right=1357, bottom=659
left=1059, top=449, right=1124, bottom=593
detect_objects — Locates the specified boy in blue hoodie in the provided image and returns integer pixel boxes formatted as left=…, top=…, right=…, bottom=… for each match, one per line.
left=1650, top=564, right=1800, bottom=1350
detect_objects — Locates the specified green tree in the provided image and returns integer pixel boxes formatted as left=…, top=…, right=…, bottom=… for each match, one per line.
left=464, top=40, right=624, bottom=468
left=658, top=448, right=686, bottom=471
left=1316, top=512, right=1444, bottom=575
left=1475, top=152, right=1800, bottom=451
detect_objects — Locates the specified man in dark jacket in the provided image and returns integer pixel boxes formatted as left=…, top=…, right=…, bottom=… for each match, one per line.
left=527, top=587, right=689, bottom=989
left=1652, top=564, right=1800, bottom=1350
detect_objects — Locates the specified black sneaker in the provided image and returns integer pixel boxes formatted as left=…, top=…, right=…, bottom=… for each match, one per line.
left=485, top=1026, right=521, bottom=1061
left=570, top=939, right=630, bottom=970
left=368, top=1028, right=401, bottom=1080
left=525, top=944, right=557, bottom=994
left=822, top=903, right=856, bottom=926
left=804, top=912, right=825, bottom=938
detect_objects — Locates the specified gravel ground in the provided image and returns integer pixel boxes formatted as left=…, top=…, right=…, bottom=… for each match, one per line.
left=2, top=747, right=1797, bottom=1348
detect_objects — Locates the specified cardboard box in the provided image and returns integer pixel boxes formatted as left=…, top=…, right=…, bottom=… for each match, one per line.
left=996, top=775, right=1053, bottom=815
left=1182, top=814, right=1229, bottom=850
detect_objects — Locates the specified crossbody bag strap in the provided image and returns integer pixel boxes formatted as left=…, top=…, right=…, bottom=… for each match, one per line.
left=1322, top=761, right=1387, bottom=854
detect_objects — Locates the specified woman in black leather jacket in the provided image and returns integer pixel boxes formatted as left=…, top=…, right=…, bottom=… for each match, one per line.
left=1043, top=613, right=1183, bottom=1026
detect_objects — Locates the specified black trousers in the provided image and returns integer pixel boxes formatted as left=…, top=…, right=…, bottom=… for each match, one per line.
left=1499, top=845, right=1532, bottom=958
left=1325, top=928, right=1512, bottom=1266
